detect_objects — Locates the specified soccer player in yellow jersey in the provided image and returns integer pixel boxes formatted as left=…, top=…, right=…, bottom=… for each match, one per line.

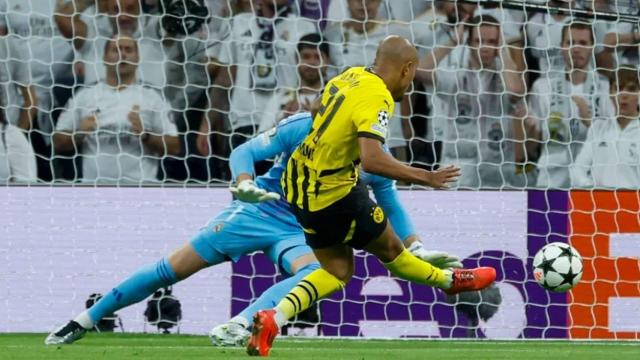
left=247, top=36, right=496, bottom=356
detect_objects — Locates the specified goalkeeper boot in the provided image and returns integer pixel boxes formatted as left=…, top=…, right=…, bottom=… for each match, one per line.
left=209, top=321, right=250, bottom=347
left=444, top=267, right=496, bottom=295
left=246, top=310, right=279, bottom=357
left=44, top=320, right=87, bottom=345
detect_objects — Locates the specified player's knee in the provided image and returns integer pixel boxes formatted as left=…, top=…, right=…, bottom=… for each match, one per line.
left=156, top=257, right=178, bottom=285
left=363, top=224, right=405, bottom=263
left=168, top=243, right=209, bottom=280
left=327, top=265, right=353, bottom=283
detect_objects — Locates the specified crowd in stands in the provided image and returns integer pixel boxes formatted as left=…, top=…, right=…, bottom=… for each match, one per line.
left=0, top=0, right=638, bottom=189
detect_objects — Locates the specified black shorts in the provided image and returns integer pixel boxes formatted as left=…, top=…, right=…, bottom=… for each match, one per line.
left=292, top=182, right=387, bottom=250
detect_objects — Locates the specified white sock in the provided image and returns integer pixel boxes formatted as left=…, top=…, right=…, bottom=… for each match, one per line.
left=73, top=311, right=94, bottom=330
left=274, top=308, right=287, bottom=329
left=441, top=269, right=453, bottom=290
left=229, top=315, right=249, bottom=329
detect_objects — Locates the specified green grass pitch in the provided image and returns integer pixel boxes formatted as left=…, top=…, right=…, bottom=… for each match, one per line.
left=1, top=333, right=638, bottom=359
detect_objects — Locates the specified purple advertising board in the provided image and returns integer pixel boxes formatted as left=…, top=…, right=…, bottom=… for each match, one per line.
left=1, top=188, right=571, bottom=338
left=233, top=191, right=571, bottom=339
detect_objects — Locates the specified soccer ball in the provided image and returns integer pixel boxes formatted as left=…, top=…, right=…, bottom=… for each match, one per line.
left=533, top=242, right=583, bottom=292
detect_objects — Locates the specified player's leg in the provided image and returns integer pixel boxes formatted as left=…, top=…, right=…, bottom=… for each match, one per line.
left=45, top=202, right=254, bottom=346
left=247, top=185, right=372, bottom=356
left=235, top=252, right=319, bottom=327
left=364, top=219, right=496, bottom=294
left=81, top=243, right=212, bottom=327
left=364, top=223, right=451, bottom=287
left=45, top=240, right=220, bottom=345
left=210, top=247, right=319, bottom=347
left=247, top=244, right=353, bottom=356
left=273, top=243, right=353, bottom=321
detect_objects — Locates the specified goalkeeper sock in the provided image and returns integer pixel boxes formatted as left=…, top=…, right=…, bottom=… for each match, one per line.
left=80, top=257, right=178, bottom=327
left=238, top=262, right=320, bottom=327
left=383, top=248, right=452, bottom=289
left=274, top=268, right=345, bottom=328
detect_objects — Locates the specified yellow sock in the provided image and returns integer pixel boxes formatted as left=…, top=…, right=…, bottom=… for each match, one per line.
left=383, top=248, right=450, bottom=288
left=275, top=268, right=345, bottom=321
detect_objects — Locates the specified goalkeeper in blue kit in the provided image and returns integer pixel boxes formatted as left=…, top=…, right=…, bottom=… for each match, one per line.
left=45, top=112, right=461, bottom=346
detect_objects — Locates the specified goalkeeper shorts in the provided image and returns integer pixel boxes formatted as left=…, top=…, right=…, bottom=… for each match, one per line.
left=292, top=181, right=387, bottom=250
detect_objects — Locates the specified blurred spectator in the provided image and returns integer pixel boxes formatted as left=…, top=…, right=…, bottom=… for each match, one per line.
left=207, top=0, right=316, bottom=153
left=258, top=33, right=329, bottom=132
left=0, top=34, right=37, bottom=131
left=582, top=0, right=615, bottom=70
left=55, top=0, right=151, bottom=86
left=222, top=0, right=253, bottom=15
left=294, top=0, right=331, bottom=30
left=410, top=0, right=476, bottom=170
left=0, top=0, right=76, bottom=181
left=418, top=15, right=525, bottom=189
left=475, top=3, right=523, bottom=45
left=526, top=1, right=611, bottom=76
left=474, top=1, right=526, bottom=72
left=525, top=0, right=576, bottom=74
left=0, top=110, right=37, bottom=183
left=55, top=0, right=231, bottom=182
left=53, top=35, right=180, bottom=184
left=571, top=65, right=640, bottom=188
left=325, top=0, right=431, bottom=27
left=602, top=1, right=640, bottom=69
left=55, top=1, right=110, bottom=62
left=205, top=0, right=234, bottom=34
left=517, top=21, right=614, bottom=189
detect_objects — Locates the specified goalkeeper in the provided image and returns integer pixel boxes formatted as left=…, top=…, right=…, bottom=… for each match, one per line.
left=44, top=110, right=461, bottom=346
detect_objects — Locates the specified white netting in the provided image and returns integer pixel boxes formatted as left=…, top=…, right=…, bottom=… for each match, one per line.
left=1, top=0, right=640, bottom=340
left=0, top=0, right=637, bottom=187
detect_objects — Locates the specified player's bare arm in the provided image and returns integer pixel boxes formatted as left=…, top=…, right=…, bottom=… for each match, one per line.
left=358, top=137, right=460, bottom=189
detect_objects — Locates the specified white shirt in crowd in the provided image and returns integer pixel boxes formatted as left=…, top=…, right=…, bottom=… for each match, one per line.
left=0, top=0, right=74, bottom=132
left=525, top=12, right=570, bottom=73
left=475, top=6, right=524, bottom=44
left=526, top=12, right=610, bottom=73
left=605, top=21, right=640, bottom=67
left=259, top=89, right=318, bottom=132
left=212, top=12, right=316, bottom=131
left=0, top=0, right=73, bottom=86
left=571, top=118, right=640, bottom=189
left=0, top=122, right=37, bottom=183
left=0, top=35, right=30, bottom=126
left=77, top=15, right=163, bottom=87
left=433, top=46, right=518, bottom=188
left=528, top=74, right=614, bottom=188
left=56, top=83, right=177, bottom=183
left=78, top=13, right=210, bottom=111
left=325, top=0, right=431, bottom=26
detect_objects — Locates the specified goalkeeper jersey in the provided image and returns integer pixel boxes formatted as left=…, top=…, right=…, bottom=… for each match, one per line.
left=283, top=67, right=395, bottom=211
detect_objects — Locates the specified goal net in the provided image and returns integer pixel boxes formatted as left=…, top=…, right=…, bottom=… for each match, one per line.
left=0, top=0, right=639, bottom=340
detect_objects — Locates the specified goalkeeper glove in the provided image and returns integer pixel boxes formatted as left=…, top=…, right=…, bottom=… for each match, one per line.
left=230, top=180, right=280, bottom=203
left=408, top=241, right=463, bottom=269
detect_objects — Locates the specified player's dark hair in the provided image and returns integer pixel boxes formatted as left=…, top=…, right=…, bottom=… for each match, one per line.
left=297, top=33, right=330, bottom=58
left=466, top=14, right=501, bottom=42
left=560, top=21, right=594, bottom=46
left=611, top=65, right=640, bottom=92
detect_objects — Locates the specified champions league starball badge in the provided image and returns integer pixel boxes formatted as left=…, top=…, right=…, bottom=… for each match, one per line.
left=377, top=110, right=389, bottom=128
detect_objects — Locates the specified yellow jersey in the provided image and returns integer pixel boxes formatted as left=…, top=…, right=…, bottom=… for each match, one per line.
left=282, top=67, right=395, bottom=211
